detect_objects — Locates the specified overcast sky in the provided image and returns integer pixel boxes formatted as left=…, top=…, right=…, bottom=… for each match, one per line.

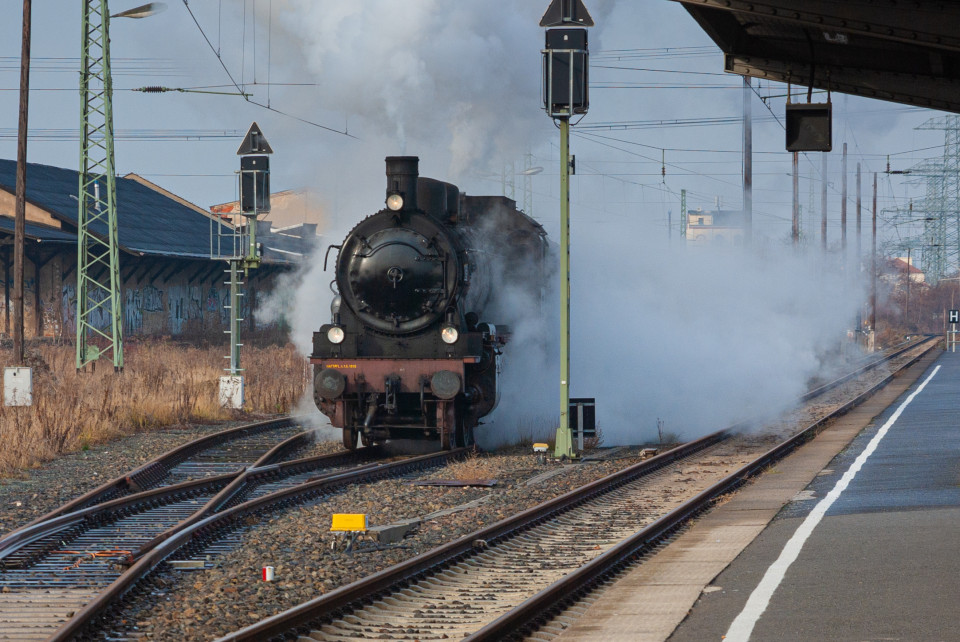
left=0, top=1, right=950, bottom=254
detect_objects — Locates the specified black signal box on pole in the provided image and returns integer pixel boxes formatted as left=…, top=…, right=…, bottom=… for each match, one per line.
left=786, top=102, right=832, bottom=152
left=240, top=155, right=270, bottom=214
left=543, top=28, right=589, bottom=117
left=238, top=121, right=273, bottom=214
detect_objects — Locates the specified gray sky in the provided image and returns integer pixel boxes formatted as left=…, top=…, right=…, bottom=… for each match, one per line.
left=0, top=1, right=949, bottom=252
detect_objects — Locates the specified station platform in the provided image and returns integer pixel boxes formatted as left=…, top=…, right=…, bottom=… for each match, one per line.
left=557, top=346, right=954, bottom=642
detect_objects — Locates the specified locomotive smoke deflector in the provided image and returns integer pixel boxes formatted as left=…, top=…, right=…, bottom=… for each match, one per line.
left=385, top=156, right=419, bottom=212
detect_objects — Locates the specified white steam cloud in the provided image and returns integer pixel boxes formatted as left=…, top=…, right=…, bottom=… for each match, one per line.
left=251, top=1, right=865, bottom=449
left=482, top=236, right=864, bottom=447
left=273, top=1, right=612, bottom=176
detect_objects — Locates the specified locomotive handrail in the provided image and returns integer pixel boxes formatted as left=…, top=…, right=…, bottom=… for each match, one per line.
left=323, top=243, right=341, bottom=270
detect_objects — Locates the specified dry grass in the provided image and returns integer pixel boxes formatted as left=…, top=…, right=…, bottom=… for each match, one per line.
left=581, top=425, right=604, bottom=451
left=0, top=342, right=309, bottom=477
left=445, top=451, right=501, bottom=481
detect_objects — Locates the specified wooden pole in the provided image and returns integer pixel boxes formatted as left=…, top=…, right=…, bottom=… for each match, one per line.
left=841, top=143, right=848, bottom=260
left=13, top=0, right=32, bottom=364
left=743, top=77, right=752, bottom=246
left=792, top=152, right=799, bottom=244
left=870, top=172, right=877, bottom=332
left=821, top=153, right=828, bottom=251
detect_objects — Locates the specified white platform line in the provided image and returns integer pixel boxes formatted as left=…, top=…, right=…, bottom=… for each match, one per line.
left=723, top=364, right=942, bottom=642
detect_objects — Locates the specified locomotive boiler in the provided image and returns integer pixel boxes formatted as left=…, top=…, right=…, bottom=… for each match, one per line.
left=311, top=156, right=547, bottom=449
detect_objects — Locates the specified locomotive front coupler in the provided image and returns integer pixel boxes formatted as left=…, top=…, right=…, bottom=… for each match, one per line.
left=384, top=376, right=401, bottom=413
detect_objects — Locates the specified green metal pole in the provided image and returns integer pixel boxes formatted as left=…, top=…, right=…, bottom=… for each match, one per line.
left=554, top=117, right=574, bottom=459
left=77, top=0, right=123, bottom=371
left=680, top=189, right=687, bottom=241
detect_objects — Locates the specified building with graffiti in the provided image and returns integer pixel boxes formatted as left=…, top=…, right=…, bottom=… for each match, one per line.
left=0, top=160, right=314, bottom=341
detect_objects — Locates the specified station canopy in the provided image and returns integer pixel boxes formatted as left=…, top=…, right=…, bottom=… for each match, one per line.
left=673, top=1, right=960, bottom=113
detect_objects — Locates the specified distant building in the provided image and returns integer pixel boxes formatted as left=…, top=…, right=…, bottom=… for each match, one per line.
left=685, top=208, right=746, bottom=246
left=210, top=189, right=326, bottom=230
left=882, top=256, right=926, bottom=286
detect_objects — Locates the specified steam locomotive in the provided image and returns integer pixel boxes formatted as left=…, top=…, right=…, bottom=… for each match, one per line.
left=311, top=156, right=548, bottom=449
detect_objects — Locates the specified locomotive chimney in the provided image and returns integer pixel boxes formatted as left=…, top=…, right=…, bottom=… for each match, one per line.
left=385, top=156, right=419, bottom=212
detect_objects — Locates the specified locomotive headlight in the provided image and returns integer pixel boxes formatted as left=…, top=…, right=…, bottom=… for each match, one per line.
left=386, top=193, right=404, bottom=211
left=327, top=326, right=345, bottom=344
left=440, top=325, right=459, bottom=344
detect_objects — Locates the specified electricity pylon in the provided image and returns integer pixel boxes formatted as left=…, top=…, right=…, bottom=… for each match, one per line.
left=77, top=0, right=123, bottom=371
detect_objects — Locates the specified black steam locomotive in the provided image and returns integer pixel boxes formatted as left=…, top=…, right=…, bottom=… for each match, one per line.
left=311, top=156, right=547, bottom=449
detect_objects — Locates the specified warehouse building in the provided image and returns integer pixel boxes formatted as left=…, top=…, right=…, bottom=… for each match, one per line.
left=0, top=159, right=313, bottom=340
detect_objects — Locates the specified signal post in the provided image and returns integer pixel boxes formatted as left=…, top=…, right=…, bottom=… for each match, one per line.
left=216, top=122, right=272, bottom=409
left=540, top=0, right=592, bottom=459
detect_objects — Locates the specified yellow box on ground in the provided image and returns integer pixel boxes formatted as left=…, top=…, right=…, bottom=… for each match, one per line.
left=331, top=513, right=367, bottom=532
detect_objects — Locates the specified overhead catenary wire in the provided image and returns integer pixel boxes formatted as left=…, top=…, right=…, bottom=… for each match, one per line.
left=180, top=0, right=355, bottom=139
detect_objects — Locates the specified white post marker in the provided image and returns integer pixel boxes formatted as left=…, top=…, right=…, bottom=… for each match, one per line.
left=262, top=566, right=275, bottom=581
left=949, top=310, right=959, bottom=352
left=3, top=367, right=32, bottom=406
left=724, top=365, right=941, bottom=642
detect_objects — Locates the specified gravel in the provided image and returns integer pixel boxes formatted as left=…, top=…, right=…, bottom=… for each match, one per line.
left=108, top=448, right=651, bottom=640
left=0, top=418, right=280, bottom=534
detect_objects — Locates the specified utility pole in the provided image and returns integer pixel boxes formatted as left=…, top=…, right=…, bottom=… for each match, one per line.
left=905, top=247, right=912, bottom=329
left=841, top=142, right=848, bottom=262
left=541, top=0, right=592, bottom=460
left=13, top=0, right=31, bottom=366
left=821, top=153, right=828, bottom=251
left=856, top=163, right=862, bottom=269
left=77, top=0, right=123, bottom=371
left=743, top=77, right=752, bottom=246
left=856, top=162, right=862, bottom=332
left=871, top=172, right=877, bottom=339
left=792, top=152, right=800, bottom=244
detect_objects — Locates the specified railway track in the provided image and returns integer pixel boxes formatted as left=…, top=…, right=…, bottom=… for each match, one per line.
left=0, top=336, right=933, bottom=640
left=8, top=417, right=304, bottom=532
left=0, top=416, right=348, bottom=640
left=49, top=447, right=468, bottom=641
left=209, top=337, right=938, bottom=642
left=0, top=411, right=471, bottom=640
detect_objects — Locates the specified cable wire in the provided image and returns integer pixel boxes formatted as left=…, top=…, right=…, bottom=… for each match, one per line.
left=181, top=0, right=355, bottom=138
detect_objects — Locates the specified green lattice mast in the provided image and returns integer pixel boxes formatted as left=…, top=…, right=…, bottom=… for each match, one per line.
left=77, top=0, right=123, bottom=371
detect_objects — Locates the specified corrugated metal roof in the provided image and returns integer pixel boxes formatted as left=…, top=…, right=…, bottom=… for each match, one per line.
left=0, top=159, right=231, bottom=259
left=0, top=216, right=77, bottom=243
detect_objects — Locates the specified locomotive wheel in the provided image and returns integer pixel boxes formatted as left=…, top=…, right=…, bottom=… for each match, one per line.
left=342, top=427, right=358, bottom=451
left=455, top=418, right=475, bottom=448
left=361, top=432, right=375, bottom=447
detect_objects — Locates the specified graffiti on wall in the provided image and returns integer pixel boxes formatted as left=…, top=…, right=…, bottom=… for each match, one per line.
left=143, top=285, right=163, bottom=312
left=61, top=284, right=76, bottom=335
left=124, top=285, right=165, bottom=333
left=125, top=288, right=142, bottom=332
left=167, top=285, right=206, bottom=334
left=51, top=263, right=280, bottom=337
